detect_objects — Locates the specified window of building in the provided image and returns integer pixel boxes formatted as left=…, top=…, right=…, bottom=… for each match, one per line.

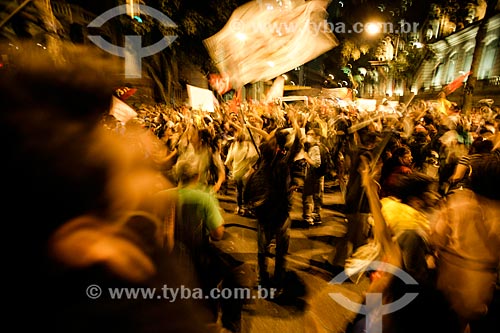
left=463, top=47, right=474, bottom=72
left=432, top=63, right=444, bottom=87
left=478, top=38, right=498, bottom=79
left=445, top=53, right=457, bottom=83
left=52, top=3, right=60, bottom=14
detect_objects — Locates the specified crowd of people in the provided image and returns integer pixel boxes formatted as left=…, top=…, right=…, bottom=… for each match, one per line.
left=4, top=42, right=499, bottom=333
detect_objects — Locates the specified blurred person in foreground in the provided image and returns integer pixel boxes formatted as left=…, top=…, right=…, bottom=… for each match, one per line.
left=346, top=155, right=460, bottom=333
left=1, top=43, right=209, bottom=332
left=153, top=159, right=247, bottom=333
left=430, top=153, right=500, bottom=333
left=380, top=172, right=440, bottom=284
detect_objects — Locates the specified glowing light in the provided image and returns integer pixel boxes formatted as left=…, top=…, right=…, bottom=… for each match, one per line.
left=365, top=22, right=381, bottom=35
left=126, top=0, right=136, bottom=17
left=235, top=32, right=247, bottom=41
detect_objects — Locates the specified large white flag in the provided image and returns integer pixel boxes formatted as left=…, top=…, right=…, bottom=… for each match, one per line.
left=204, top=0, right=338, bottom=89
left=264, top=75, right=285, bottom=103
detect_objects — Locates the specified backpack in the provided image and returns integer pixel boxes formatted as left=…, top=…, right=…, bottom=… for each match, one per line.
left=243, top=159, right=270, bottom=210
left=316, top=143, right=335, bottom=177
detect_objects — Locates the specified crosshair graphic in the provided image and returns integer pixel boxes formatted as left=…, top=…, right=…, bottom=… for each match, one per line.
left=329, top=260, right=419, bottom=333
left=88, top=4, right=177, bottom=78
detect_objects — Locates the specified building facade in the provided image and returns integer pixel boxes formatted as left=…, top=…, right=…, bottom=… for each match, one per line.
left=412, top=13, right=500, bottom=105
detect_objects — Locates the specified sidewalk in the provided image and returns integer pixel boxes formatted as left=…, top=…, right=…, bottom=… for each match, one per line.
left=216, top=180, right=370, bottom=333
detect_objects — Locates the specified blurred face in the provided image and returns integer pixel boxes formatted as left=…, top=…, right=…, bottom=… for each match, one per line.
left=92, top=125, right=171, bottom=215
left=306, top=130, right=317, bottom=143
left=399, top=151, right=413, bottom=166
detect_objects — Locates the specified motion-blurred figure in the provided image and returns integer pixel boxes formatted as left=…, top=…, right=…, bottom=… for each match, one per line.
left=154, top=158, right=246, bottom=333
left=1, top=43, right=207, bottom=332
left=431, top=153, right=500, bottom=332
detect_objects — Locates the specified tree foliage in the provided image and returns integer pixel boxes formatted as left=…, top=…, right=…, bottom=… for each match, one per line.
left=112, top=0, right=246, bottom=102
left=152, top=0, right=244, bottom=72
left=323, top=0, right=435, bottom=88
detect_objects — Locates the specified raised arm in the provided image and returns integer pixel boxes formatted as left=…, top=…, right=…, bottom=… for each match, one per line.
left=246, top=123, right=271, bottom=141
left=358, top=155, right=402, bottom=267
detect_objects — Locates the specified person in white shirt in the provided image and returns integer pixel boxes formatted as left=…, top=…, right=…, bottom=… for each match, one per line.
left=225, top=128, right=259, bottom=215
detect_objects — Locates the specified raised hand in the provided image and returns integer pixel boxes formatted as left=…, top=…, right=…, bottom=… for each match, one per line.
left=358, top=155, right=372, bottom=190
left=358, top=153, right=402, bottom=266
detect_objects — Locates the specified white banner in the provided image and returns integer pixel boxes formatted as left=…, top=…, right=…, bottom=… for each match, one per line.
left=204, top=0, right=338, bottom=88
left=187, top=84, right=216, bottom=112
left=355, top=98, right=377, bottom=112
left=110, top=96, right=137, bottom=123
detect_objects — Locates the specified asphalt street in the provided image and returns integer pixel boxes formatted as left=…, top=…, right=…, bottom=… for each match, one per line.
left=214, top=179, right=370, bottom=333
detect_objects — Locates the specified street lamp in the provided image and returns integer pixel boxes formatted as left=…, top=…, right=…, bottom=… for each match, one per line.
left=365, top=22, right=382, bottom=36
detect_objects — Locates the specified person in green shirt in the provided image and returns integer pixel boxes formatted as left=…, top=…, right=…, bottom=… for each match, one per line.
left=156, top=159, right=244, bottom=333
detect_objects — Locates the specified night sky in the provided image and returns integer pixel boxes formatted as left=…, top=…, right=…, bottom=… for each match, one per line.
left=63, top=0, right=433, bottom=81
left=65, top=0, right=432, bottom=25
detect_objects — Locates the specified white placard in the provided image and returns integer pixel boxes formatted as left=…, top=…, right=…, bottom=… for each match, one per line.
left=110, top=96, right=137, bottom=123
left=355, top=98, right=377, bottom=112
left=187, top=84, right=216, bottom=112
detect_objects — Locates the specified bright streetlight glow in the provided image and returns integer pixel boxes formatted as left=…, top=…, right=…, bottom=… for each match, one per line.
left=365, top=22, right=381, bottom=35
